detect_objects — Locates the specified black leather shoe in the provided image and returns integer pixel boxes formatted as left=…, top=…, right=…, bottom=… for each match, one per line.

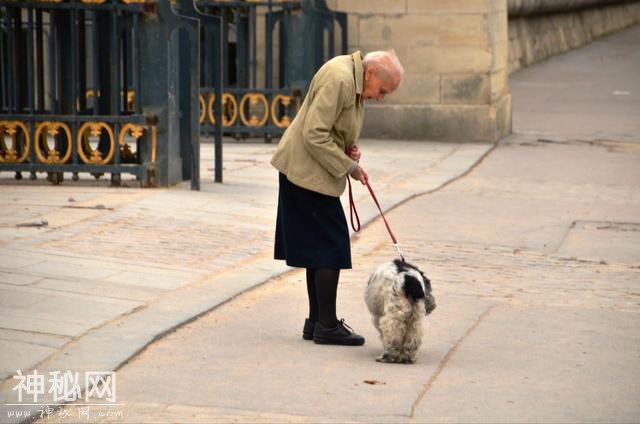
left=313, top=319, right=365, bottom=346
left=303, top=319, right=315, bottom=340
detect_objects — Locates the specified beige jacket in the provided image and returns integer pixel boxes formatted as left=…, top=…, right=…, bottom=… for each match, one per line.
left=271, top=51, right=365, bottom=197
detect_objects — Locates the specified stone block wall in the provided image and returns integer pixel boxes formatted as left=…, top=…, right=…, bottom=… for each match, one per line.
left=249, top=0, right=639, bottom=143
left=508, top=1, right=640, bottom=72
left=327, top=0, right=512, bottom=143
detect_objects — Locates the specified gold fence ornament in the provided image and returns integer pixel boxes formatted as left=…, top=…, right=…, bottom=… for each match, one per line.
left=206, top=92, right=238, bottom=127
left=151, top=125, right=157, bottom=164
left=118, top=123, right=145, bottom=161
left=239, top=93, right=269, bottom=127
left=126, top=91, right=135, bottom=110
left=77, top=122, right=115, bottom=165
left=0, top=121, right=31, bottom=164
left=222, top=93, right=238, bottom=127
left=207, top=93, right=216, bottom=125
left=199, top=95, right=206, bottom=124
left=34, top=122, right=72, bottom=164
left=203, top=92, right=297, bottom=129
left=271, top=94, right=298, bottom=128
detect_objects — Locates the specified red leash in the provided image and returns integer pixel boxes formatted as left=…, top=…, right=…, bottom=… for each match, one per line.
left=348, top=176, right=405, bottom=261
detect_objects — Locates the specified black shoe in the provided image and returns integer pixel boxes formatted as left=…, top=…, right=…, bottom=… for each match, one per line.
left=303, top=319, right=315, bottom=340
left=313, top=319, right=365, bottom=346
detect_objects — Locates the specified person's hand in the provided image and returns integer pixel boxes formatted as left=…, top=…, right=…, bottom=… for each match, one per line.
left=350, top=164, right=369, bottom=185
left=347, top=145, right=361, bottom=162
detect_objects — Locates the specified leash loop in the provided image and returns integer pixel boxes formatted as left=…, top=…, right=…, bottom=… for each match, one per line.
left=347, top=176, right=361, bottom=232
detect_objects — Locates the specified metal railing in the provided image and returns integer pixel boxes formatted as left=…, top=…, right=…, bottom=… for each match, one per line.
left=196, top=0, right=347, bottom=142
left=0, top=0, right=161, bottom=185
left=0, top=0, right=345, bottom=186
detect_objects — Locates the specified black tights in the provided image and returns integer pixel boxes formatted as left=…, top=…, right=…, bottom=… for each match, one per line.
left=306, top=268, right=339, bottom=328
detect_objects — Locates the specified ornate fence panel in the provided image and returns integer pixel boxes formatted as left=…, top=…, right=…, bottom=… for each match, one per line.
left=196, top=0, right=347, bottom=142
left=0, top=0, right=214, bottom=188
left=0, top=1, right=153, bottom=185
left=0, top=0, right=343, bottom=186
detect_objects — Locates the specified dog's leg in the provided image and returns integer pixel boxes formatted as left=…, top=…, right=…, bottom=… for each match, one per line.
left=401, top=307, right=425, bottom=363
left=371, top=315, right=381, bottom=336
left=376, top=304, right=409, bottom=363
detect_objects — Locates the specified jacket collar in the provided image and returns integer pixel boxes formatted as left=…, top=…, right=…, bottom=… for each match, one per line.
left=353, top=51, right=363, bottom=96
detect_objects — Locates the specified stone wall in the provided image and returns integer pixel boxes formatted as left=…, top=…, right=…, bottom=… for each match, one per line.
left=327, top=0, right=511, bottom=143
left=322, top=0, right=640, bottom=142
left=508, top=0, right=640, bottom=72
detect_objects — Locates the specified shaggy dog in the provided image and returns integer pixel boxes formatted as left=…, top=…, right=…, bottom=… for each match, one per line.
left=365, top=259, right=436, bottom=363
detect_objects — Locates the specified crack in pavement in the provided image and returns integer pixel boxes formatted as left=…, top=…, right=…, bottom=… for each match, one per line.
left=409, top=303, right=500, bottom=420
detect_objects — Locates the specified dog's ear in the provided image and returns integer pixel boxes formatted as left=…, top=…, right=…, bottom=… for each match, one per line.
left=424, top=293, right=436, bottom=315
left=403, top=274, right=425, bottom=302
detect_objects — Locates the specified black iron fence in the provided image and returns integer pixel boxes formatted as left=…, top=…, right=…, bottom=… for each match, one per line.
left=0, top=0, right=165, bottom=186
left=196, top=0, right=347, bottom=142
left=0, top=0, right=346, bottom=187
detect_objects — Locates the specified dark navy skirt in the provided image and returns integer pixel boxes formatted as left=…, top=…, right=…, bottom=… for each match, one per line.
left=274, top=173, right=352, bottom=269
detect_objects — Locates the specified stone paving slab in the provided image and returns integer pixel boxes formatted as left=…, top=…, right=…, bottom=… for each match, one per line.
left=0, top=313, right=86, bottom=340
left=0, top=273, right=43, bottom=287
left=15, top=261, right=121, bottom=281
left=556, top=220, right=640, bottom=263
left=0, top=342, right=57, bottom=385
left=0, top=329, right=70, bottom=350
left=412, top=306, right=640, bottom=423
left=32, top=278, right=167, bottom=302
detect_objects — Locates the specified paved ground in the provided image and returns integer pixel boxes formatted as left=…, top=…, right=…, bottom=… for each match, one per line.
left=0, top=133, right=492, bottom=421
left=55, top=136, right=638, bottom=423
left=1, top=24, right=640, bottom=424
left=511, top=25, right=640, bottom=142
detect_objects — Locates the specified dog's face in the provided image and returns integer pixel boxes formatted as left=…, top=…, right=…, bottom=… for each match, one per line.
left=393, top=259, right=436, bottom=315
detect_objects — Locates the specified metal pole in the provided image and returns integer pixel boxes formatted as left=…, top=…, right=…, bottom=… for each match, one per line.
left=27, top=9, right=35, bottom=114
left=265, top=0, right=272, bottom=90
left=213, top=16, right=223, bottom=183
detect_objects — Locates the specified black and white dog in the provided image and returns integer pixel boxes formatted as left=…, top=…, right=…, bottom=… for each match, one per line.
left=365, top=260, right=436, bottom=363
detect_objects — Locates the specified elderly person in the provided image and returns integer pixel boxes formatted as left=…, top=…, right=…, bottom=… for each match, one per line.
left=272, top=50, right=404, bottom=346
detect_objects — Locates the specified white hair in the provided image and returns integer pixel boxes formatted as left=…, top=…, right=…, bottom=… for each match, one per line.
left=362, top=50, right=405, bottom=84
